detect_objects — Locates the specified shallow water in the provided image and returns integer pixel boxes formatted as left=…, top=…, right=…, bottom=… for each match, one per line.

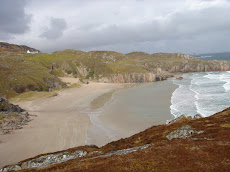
left=86, top=80, right=177, bottom=146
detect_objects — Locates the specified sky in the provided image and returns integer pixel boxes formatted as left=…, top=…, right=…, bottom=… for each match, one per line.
left=0, top=0, right=230, bottom=54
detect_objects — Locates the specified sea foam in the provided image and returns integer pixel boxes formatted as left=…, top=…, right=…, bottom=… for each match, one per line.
left=171, top=71, right=230, bottom=118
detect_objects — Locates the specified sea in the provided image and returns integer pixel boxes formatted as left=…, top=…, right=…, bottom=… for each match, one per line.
left=86, top=70, right=230, bottom=146
left=171, top=71, right=230, bottom=118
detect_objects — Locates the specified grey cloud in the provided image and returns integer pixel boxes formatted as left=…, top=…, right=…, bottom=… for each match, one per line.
left=0, top=0, right=31, bottom=40
left=12, top=0, right=230, bottom=54
left=64, top=5, right=230, bottom=53
left=40, top=18, right=67, bottom=39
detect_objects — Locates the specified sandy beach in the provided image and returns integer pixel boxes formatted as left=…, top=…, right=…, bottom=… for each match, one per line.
left=0, top=81, right=124, bottom=167
left=0, top=78, right=177, bottom=167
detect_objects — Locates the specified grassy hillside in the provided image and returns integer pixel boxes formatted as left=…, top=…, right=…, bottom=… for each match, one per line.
left=1, top=48, right=230, bottom=98
left=0, top=55, right=66, bottom=98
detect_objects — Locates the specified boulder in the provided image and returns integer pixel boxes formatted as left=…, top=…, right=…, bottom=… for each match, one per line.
left=166, top=114, right=188, bottom=124
left=193, top=114, right=203, bottom=119
left=82, top=79, right=89, bottom=84
left=166, top=125, right=203, bottom=140
left=0, top=97, right=24, bottom=113
left=176, top=77, right=183, bottom=80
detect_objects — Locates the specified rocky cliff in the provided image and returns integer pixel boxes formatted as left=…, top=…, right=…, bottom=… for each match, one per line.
left=168, top=60, right=230, bottom=73
left=98, top=72, right=173, bottom=83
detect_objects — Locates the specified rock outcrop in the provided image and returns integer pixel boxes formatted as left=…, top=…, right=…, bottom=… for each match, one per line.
left=168, top=61, right=230, bottom=73
left=110, top=73, right=156, bottom=83
left=0, top=149, right=87, bottom=171
left=0, top=97, right=24, bottom=113
left=1, top=144, right=151, bottom=171
left=43, top=78, right=68, bottom=90
left=167, top=114, right=203, bottom=125
left=166, top=125, right=203, bottom=140
left=76, top=66, right=88, bottom=77
left=99, top=73, right=158, bottom=83
left=91, top=144, right=151, bottom=159
left=0, top=97, right=30, bottom=135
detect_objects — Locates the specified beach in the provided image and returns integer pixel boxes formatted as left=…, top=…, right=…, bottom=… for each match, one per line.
left=0, top=79, right=177, bottom=167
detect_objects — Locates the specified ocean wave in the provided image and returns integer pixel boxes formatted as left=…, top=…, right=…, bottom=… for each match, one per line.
left=170, top=72, right=230, bottom=118
left=219, top=72, right=230, bottom=92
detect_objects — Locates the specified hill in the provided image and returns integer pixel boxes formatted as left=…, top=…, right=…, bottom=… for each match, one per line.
left=0, top=42, right=40, bottom=57
left=2, top=106, right=230, bottom=171
left=1, top=46, right=230, bottom=98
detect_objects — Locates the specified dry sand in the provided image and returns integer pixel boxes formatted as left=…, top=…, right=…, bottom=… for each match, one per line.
left=0, top=81, right=124, bottom=167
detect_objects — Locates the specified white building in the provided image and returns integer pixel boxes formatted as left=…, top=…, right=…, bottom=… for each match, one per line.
left=27, top=50, right=39, bottom=54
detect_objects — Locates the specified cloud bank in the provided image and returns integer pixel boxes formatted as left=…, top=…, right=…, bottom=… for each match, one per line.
left=1, top=0, right=230, bottom=54
left=0, top=0, right=31, bottom=39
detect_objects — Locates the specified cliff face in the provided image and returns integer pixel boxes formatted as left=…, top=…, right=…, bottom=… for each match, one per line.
left=168, top=61, right=230, bottom=73
left=98, top=72, right=173, bottom=83
left=0, top=42, right=40, bottom=57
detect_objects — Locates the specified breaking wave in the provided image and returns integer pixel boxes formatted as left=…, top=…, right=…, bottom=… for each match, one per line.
left=171, top=71, right=230, bottom=118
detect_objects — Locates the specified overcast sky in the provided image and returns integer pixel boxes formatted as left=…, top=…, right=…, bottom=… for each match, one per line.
left=0, top=0, right=230, bottom=54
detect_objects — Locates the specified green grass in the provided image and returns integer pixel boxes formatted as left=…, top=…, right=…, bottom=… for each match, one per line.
left=69, top=83, right=81, bottom=88
left=10, top=91, right=58, bottom=103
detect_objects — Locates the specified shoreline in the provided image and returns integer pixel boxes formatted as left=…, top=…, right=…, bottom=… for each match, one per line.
left=86, top=79, right=178, bottom=147
left=0, top=77, right=178, bottom=167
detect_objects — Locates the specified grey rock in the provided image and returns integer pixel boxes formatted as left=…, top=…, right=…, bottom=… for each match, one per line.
left=1, top=165, right=21, bottom=172
left=1, top=149, right=87, bottom=171
left=101, top=144, right=151, bottom=157
left=88, top=151, right=103, bottom=155
left=0, top=98, right=30, bottom=135
left=166, top=114, right=188, bottom=124
left=43, top=78, right=68, bottom=89
left=98, top=77, right=110, bottom=83
left=176, top=77, right=183, bottom=80
left=166, top=125, right=203, bottom=140
left=77, top=66, right=88, bottom=77
left=1, top=144, right=151, bottom=171
left=83, top=144, right=151, bottom=162
left=109, top=73, right=156, bottom=83
left=0, top=97, right=24, bottom=113
left=193, top=114, right=203, bottom=119
left=82, top=79, right=89, bottom=84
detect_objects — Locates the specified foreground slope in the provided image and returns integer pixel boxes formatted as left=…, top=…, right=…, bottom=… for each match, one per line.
left=2, top=107, right=230, bottom=171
